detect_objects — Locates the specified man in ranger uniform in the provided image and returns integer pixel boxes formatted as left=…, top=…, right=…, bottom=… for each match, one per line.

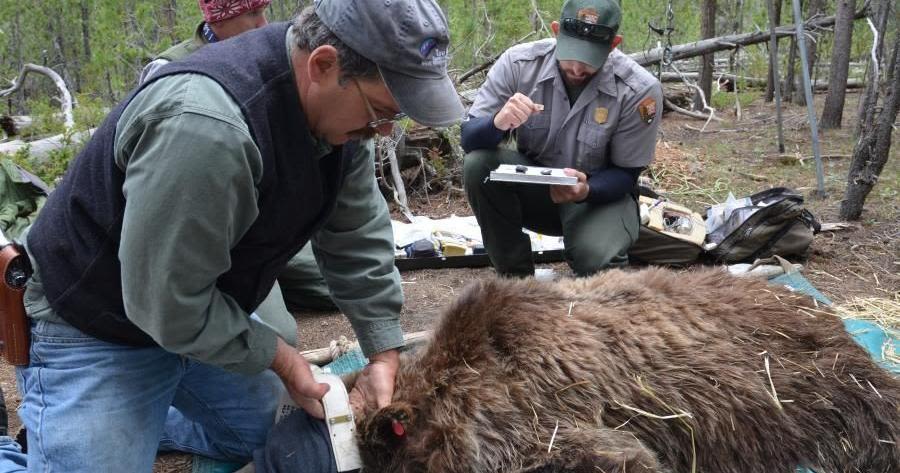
left=461, top=0, right=662, bottom=278
left=15, top=0, right=463, bottom=471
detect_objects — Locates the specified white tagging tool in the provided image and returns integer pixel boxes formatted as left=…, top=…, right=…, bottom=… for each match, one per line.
left=273, top=371, right=362, bottom=472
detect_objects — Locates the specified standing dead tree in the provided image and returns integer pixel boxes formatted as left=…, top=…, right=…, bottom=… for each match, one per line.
left=784, top=0, right=824, bottom=105
left=765, top=0, right=783, bottom=103
left=694, top=0, right=717, bottom=112
left=839, top=37, right=898, bottom=220
left=853, top=0, right=892, bottom=141
left=820, top=0, right=857, bottom=129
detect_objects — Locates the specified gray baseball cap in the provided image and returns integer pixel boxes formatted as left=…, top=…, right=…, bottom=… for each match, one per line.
left=316, top=0, right=464, bottom=128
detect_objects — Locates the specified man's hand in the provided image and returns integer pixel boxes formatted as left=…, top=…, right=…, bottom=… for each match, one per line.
left=349, top=349, right=400, bottom=418
left=270, top=338, right=330, bottom=419
left=493, top=93, right=544, bottom=131
left=550, top=168, right=589, bottom=204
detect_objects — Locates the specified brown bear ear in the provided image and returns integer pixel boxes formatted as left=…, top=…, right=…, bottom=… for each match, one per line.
left=366, top=402, right=415, bottom=449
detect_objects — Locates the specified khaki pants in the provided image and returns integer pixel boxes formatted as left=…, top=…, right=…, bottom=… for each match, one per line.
left=463, top=148, right=639, bottom=277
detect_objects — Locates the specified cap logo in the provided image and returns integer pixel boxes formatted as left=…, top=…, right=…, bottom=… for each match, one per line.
left=577, top=8, right=599, bottom=25
left=419, top=38, right=438, bottom=58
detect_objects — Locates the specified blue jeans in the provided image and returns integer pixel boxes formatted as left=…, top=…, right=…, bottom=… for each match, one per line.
left=252, top=410, right=339, bottom=473
left=15, top=319, right=283, bottom=473
left=0, top=437, right=26, bottom=472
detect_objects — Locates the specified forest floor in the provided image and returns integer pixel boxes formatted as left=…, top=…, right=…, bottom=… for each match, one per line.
left=0, top=90, right=895, bottom=472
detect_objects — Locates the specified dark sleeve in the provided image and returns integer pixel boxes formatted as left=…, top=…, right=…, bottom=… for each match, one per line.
left=460, top=114, right=507, bottom=153
left=583, top=165, right=643, bottom=204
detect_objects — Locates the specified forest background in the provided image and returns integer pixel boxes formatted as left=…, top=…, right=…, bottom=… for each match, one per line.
left=0, top=0, right=888, bottom=185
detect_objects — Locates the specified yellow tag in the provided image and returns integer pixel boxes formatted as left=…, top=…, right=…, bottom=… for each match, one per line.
left=593, top=107, right=608, bottom=124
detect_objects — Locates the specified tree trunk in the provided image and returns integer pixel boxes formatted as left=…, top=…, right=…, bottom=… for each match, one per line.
left=853, top=0, right=891, bottom=140
left=840, top=39, right=899, bottom=220
left=694, top=0, right=717, bottom=111
left=48, top=10, right=79, bottom=94
left=162, top=0, right=179, bottom=45
left=820, top=0, right=856, bottom=129
left=12, top=9, right=25, bottom=112
left=765, top=0, right=782, bottom=102
left=793, top=0, right=824, bottom=106
left=784, top=25, right=798, bottom=103
left=80, top=0, right=92, bottom=63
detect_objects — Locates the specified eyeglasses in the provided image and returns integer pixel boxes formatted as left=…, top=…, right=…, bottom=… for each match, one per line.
left=562, top=18, right=616, bottom=43
left=353, top=80, right=406, bottom=130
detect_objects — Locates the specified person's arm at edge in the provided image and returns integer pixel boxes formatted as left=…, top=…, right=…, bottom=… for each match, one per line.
left=460, top=50, right=519, bottom=153
left=116, top=77, right=279, bottom=375
left=582, top=165, right=643, bottom=204
left=311, top=139, right=403, bottom=408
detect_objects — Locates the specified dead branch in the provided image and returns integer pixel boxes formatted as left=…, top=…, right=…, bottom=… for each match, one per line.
left=659, top=72, right=864, bottom=90
left=457, top=31, right=537, bottom=85
left=664, top=98, right=723, bottom=122
left=630, top=6, right=869, bottom=67
left=0, top=64, right=74, bottom=131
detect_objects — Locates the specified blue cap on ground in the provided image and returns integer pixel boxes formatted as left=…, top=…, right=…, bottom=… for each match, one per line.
left=315, top=0, right=465, bottom=128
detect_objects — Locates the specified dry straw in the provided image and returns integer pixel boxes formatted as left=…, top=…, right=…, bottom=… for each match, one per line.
left=833, top=296, right=899, bottom=365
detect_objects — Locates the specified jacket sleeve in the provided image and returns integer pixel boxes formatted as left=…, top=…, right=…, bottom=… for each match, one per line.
left=311, top=140, right=405, bottom=357
left=116, top=76, right=278, bottom=375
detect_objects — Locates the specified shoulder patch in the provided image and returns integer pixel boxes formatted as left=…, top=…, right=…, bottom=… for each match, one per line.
left=638, top=97, right=657, bottom=125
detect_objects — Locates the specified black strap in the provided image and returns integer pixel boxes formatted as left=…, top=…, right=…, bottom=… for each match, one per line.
left=746, top=219, right=806, bottom=262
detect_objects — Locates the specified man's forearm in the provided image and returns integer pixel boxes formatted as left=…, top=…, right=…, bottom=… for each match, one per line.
left=584, top=166, right=643, bottom=204
left=460, top=115, right=506, bottom=153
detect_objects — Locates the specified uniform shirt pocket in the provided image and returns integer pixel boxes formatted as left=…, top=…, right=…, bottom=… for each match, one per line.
left=517, top=113, right=551, bottom=154
left=576, top=120, right=612, bottom=168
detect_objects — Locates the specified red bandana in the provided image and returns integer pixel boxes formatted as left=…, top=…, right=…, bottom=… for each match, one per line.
left=198, top=0, right=271, bottom=24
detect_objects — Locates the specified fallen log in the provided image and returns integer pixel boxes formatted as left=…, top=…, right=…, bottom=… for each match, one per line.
left=0, top=128, right=95, bottom=163
left=630, top=6, right=869, bottom=67
left=659, top=72, right=865, bottom=90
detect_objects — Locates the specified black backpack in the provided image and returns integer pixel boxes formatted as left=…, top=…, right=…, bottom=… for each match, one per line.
left=706, top=187, right=820, bottom=263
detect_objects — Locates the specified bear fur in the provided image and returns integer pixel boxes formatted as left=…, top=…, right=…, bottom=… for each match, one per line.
left=357, top=267, right=900, bottom=473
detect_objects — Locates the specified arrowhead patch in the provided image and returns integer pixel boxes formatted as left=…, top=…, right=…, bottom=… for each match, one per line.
left=638, top=97, right=657, bottom=124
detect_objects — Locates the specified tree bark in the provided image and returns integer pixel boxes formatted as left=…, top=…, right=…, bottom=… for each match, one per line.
left=694, top=0, right=717, bottom=111
left=853, top=0, right=891, bottom=140
left=162, top=0, right=179, bottom=45
left=840, top=38, right=899, bottom=220
left=765, top=0, right=782, bottom=102
left=784, top=21, right=798, bottom=103
left=80, top=0, right=92, bottom=63
left=820, top=0, right=856, bottom=129
left=792, top=0, right=824, bottom=105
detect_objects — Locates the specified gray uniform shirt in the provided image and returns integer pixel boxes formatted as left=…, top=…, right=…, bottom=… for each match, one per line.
left=468, top=39, right=663, bottom=173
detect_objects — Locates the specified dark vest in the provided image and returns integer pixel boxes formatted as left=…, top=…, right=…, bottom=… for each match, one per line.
left=27, top=23, right=353, bottom=346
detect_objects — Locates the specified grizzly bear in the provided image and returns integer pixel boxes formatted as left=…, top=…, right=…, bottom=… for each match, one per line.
left=356, top=267, right=900, bottom=473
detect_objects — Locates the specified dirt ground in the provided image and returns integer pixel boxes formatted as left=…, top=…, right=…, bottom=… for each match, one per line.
left=0, top=90, right=895, bottom=472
